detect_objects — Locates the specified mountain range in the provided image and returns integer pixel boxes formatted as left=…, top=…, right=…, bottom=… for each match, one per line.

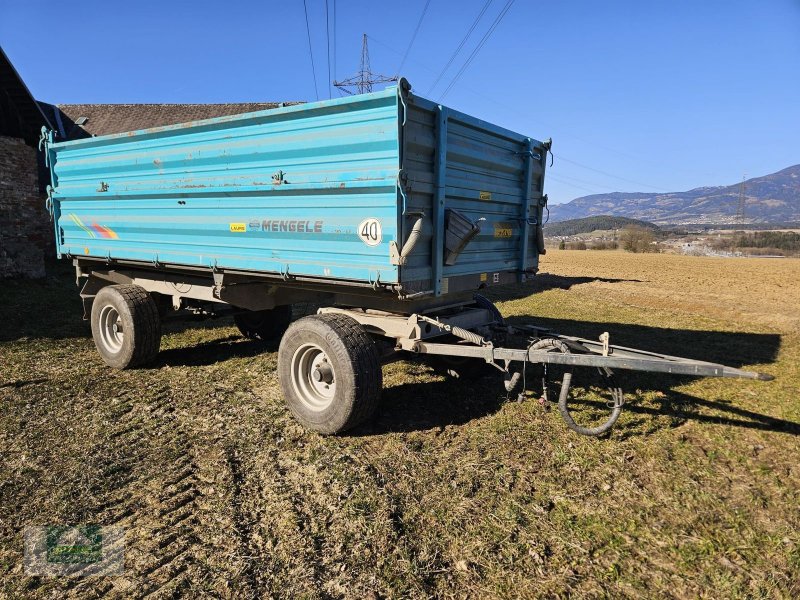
left=548, top=164, right=800, bottom=224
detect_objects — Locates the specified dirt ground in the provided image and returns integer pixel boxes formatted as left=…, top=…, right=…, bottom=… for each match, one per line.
left=1, top=251, right=798, bottom=598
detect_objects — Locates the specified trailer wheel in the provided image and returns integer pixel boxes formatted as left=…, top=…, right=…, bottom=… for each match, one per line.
left=278, top=313, right=382, bottom=434
left=473, top=293, right=504, bottom=325
left=90, top=284, right=162, bottom=369
left=425, top=295, right=503, bottom=380
left=234, top=305, right=292, bottom=341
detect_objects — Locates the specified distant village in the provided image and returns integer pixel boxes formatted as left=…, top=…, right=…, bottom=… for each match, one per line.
left=544, top=216, right=800, bottom=258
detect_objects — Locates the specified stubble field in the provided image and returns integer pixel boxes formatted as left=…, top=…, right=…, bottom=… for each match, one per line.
left=1, top=250, right=798, bottom=598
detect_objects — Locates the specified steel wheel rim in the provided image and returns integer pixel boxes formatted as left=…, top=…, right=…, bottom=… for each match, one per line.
left=98, top=304, right=124, bottom=353
left=291, top=343, right=336, bottom=411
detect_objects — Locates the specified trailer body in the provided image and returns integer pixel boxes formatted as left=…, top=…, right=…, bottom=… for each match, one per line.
left=44, top=80, right=548, bottom=301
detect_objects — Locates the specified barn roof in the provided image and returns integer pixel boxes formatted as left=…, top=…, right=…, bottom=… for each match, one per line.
left=53, top=102, right=302, bottom=139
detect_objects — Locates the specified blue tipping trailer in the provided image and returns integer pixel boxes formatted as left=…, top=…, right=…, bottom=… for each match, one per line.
left=42, top=80, right=771, bottom=436
left=43, top=79, right=549, bottom=299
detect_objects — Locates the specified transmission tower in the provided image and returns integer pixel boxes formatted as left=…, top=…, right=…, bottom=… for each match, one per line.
left=735, top=175, right=747, bottom=223
left=334, top=34, right=397, bottom=95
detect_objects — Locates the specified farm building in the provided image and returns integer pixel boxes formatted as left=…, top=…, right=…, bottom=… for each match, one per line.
left=0, top=46, right=290, bottom=278
left=0, top=47, right=53, bottom=278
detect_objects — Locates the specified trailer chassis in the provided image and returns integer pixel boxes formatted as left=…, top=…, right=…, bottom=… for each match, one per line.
left=75, top=262, right=773, bottom=437
left=321, top=305, right=772, bottom=436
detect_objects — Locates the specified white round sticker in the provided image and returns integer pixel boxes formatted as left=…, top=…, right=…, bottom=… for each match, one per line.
left=358, top=218, right=382, bottom=246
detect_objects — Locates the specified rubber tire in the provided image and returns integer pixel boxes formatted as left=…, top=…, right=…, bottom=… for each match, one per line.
left=278, top=313, right=382, bottom=434
left=473, top=293, right=504, bottom=325
left=234, top=305, right=292, bottom=341
left=90, top=284, right=162, bottom=369
left=150, top=292, right=173, bottom=320
left=427, top=294, right=503, bottom=380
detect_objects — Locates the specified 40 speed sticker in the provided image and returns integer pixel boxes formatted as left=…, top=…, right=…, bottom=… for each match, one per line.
left=357, top=218, right=382, bottom=246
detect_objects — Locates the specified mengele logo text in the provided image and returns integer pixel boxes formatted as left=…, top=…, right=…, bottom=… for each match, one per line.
left=261, top=220, right=323, bottom=233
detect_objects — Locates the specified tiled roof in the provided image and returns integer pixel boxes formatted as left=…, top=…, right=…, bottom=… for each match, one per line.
left=54, top=102, right=302, bottom=139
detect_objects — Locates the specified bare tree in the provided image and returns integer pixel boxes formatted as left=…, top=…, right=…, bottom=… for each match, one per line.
left=620, top=227, right=656, bottom=253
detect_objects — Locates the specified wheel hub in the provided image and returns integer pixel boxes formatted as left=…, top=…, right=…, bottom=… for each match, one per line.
left=98, top=304, right=124, bottom=353
left=291, top=344, right=337, bottom=411
left=312, top=361, right=334, bottom=384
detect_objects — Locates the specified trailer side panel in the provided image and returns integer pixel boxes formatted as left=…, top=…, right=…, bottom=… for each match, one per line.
left=49, top=90, right=402, bottom=284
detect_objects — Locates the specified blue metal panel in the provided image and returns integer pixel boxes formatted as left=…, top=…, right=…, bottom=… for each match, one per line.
left=399, top=90, right=547, bottom=293
left=45, top=80, right=548, bottom=298
left=432, top=106, right=448, bottom=296
left=441, top=116, right=531, bottom=278
left=519, top=138, right=534, bottom=276
left=48, top=89, right=402, bottom=284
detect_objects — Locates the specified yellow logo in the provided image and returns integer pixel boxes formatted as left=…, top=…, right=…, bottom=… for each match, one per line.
left=479, top=191, right=492, bottom=200
left=494, top=222, right=513, bottom=238
left=229, top=223, right=246, bottom=233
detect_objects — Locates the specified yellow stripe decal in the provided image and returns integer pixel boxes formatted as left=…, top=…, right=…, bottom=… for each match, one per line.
left=69, top=213, right=95, bottom=238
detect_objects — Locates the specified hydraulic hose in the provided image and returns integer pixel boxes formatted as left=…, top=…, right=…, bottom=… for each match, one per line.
left=531, top=338, right=623, bottom=436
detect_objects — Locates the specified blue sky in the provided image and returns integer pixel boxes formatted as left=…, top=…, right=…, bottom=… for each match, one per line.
left=2, top=0, right=798, bottom=204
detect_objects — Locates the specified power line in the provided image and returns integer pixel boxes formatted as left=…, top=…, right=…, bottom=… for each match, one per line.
left=548, top=171, right=625, bottom=192
left=396, top=0, right=432, bottom=77
left=302, top=0, right=320, bottom=101
left=440, top=0, right=515, bottom=100
left=369, top=33, right=511, bottom=102
left=547, top=178, right=604, bottom=196
left=555, top=156, right=667, bottom=191
left=333, top=0, right=337, bottom=81
left=325, top=0, right=332, bottom=98
left=366, top=33, right=670, bottom=194
left=427, top=0, right=493, bottom=95
left=547, top=174, right=621, bottom=195
left=440, top=0, right=514, bottom=99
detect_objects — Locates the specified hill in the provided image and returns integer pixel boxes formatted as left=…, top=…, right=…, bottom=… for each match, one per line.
left=544, top=215, right=658, bottom=237
left=548, top=164, right=800, bottom=224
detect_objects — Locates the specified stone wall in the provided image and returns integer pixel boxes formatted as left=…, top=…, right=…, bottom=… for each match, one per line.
left=0, top=135, right=49, bottom=278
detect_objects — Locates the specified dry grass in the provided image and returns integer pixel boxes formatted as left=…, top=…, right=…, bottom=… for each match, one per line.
left=1, top=252, right=798, bottom=598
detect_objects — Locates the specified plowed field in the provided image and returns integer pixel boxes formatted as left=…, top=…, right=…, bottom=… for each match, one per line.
left=2, top=251, right=798, bottom=598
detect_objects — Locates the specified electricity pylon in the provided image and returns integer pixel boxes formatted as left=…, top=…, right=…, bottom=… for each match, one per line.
left=735, top=175, right=747, bottom=223
left=334, top=34, right=397, bottom=95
